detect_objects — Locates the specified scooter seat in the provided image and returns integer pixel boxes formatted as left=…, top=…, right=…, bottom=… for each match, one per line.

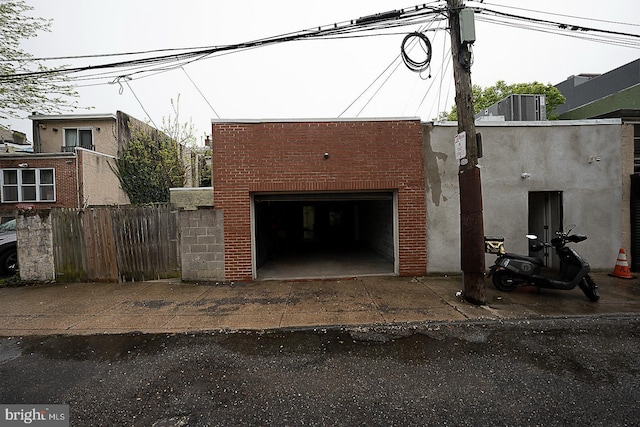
left=503, top=253, right=544, bottom=266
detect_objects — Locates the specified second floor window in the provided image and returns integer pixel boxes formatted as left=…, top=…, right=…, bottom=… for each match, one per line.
left=63, top=128, right=93, bottom=152
left=1, top=168, right=56, bottom=203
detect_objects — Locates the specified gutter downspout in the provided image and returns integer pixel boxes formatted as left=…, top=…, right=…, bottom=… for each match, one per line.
left=75, top=148, right=82, bottom=208
left=32, top=118, right=41, bottom=153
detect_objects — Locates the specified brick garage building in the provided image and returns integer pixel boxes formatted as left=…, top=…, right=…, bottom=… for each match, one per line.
left=212, top=118, right=426, bottom=281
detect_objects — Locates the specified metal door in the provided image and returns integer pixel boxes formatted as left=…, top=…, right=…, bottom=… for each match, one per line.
left=528, top=192, right=563, bottom=268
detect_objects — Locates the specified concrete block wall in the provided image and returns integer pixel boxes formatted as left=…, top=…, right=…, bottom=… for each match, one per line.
left=213, top=119, right=426, bottom=281
left=179, top=208, right=225, bottom=281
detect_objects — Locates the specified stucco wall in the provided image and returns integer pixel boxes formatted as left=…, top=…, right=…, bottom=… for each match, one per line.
left=424, top=119, right=626, bottom=272
left=170, top=187, right=214, bottom=211
left=38, top=119, right=118, bottom=156
left=78, top=149, right=130, bottom=207
left=17, top=211, right=55, bottom=282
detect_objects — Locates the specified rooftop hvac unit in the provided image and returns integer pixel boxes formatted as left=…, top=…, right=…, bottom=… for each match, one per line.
left=476, top=94, right=547, bottom=121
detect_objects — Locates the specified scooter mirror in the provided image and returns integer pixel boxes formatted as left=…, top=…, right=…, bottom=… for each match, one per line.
left=526, top=234, right=538, bottom=240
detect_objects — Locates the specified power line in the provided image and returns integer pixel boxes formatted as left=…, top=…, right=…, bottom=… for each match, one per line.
left=478, top=2, right=640, bottom=29
left=181, top=67, right=220, bottom=119
left=2, top=0, right=638, bottom=112
left=122, top=78, right=159, bottom=129
left=0, top=4, right=448, bottom=84
left=475, top=6, right=640, bottom=41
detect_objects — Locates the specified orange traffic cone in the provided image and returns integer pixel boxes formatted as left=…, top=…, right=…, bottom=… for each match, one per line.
left=609, top=248, right=635, bottom=279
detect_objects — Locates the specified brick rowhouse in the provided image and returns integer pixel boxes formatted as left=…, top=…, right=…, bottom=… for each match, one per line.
left=212, top=118, right=426, bottom=281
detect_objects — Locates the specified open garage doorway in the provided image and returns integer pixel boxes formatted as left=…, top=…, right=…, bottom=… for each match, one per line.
left=253, top=192, right=397, bottom=280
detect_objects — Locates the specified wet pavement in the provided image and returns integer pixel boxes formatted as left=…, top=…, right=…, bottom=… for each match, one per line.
left=0, top=271, right=639, bottom=336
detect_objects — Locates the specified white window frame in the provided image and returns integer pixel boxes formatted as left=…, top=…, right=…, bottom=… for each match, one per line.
left=1, top=168, right=56, bottom=203
left=63, top=127, right=93, bottom=150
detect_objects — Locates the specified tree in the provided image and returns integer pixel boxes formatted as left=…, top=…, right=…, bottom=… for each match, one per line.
left=114, top=96, right=212, bottom=204
left=0, top=0, right=78, bottom=119
left=115, top=128, right=185, bottom=204
left=443, top=80, right=566, bottom=120
left=161, top=95, right=212, bottom=187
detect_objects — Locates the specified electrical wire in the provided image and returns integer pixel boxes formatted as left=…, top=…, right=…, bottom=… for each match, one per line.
left=478, top=2, right=640, bottom=29
left=337, top=52, right=404, bottom=117
left=340, top=17, right=444, bottom=117
left=123, top=79, right=158, bottom=128
left=2, top=0, right=639, bottom=122
left=475, top=6, right=640, bottom=41
left=418, top=28, right=453, bottom=119
left=401, top=32, right=433, bottom=72
left=2, top=2, right=636, bottom=91
left=181, top=67, right=220, bottom=119
left=0, top=4, right=448, bottom=85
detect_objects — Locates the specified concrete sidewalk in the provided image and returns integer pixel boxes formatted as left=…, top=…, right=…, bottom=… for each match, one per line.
left=0, top=272, right=639, bottom=336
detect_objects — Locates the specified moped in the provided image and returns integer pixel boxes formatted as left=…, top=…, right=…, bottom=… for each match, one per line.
left=486, top=225, right=600, bottom=301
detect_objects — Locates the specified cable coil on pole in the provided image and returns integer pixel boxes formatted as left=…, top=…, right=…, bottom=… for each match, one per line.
left=401, top=32, right=432, bottom=73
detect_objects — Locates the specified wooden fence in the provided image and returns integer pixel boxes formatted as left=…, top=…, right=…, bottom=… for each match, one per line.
left=51, top=205, right=180, bottom=282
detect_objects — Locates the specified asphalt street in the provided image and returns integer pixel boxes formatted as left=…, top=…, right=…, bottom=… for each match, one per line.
left=1, top=316, right=639, bottom=426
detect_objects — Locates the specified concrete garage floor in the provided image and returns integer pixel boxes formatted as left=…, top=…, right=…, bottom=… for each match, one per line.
left=257, top=248, right=395, bottom=280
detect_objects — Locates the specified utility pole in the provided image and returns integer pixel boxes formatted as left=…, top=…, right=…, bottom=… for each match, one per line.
left=447, top=0, right=486, bottom=305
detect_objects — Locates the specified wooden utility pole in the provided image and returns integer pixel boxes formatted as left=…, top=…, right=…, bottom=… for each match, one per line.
left=447, top=0, right=486, bottom=305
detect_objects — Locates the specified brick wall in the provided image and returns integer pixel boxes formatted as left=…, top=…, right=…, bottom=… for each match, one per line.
left=0, top=156, right=79, bottom=215
left=212, top=119, right=426, bottom=281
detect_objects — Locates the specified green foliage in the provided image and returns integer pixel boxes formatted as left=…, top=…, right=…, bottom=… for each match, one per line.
left=198, top=151, right=212, bottom=187
left=162, top=95, right=197, bottom=147
left=445, top=80, right=566, bottom=121
left=0, top=273, right=25, bottom=288
left=0, top=0, right=78, bottom=119
left=115, top=128, right=185, bottom=204
left=161, top=95, right=212, bottom=188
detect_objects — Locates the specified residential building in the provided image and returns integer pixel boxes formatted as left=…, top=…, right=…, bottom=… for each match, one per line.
left=554, top=58, right=640, bottom=269
left=0, top=111, right=153, bottom=218
left=0, top=124, right=30, bottom=154
left=553, top=58, right=640, bottom=121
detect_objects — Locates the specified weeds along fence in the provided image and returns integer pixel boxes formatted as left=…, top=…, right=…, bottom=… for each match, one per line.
left=51, top=205, right=180, bottom=282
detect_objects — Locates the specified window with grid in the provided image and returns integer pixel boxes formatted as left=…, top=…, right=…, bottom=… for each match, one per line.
left=1, top=168, right=56, bottom=202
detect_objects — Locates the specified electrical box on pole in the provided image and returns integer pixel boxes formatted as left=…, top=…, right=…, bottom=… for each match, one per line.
left=459, top=8, right=476, bottom=43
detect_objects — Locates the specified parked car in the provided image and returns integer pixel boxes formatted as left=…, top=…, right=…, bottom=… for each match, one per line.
left=0, top=219, right=17, bottom=275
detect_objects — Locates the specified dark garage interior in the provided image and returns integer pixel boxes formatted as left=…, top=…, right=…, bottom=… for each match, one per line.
left=254, top=193, right=396, bottom=279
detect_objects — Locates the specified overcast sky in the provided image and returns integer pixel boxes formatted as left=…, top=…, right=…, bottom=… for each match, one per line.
left=5, top=0, right=640, bottom=143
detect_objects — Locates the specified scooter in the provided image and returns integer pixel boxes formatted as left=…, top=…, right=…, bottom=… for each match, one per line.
left=486, top=225, right=600, bottom=302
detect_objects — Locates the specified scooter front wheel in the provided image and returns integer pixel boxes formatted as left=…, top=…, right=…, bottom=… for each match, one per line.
left=579, top=274, right=600, bottom=302
left=492, top=270, right=518, bottom=292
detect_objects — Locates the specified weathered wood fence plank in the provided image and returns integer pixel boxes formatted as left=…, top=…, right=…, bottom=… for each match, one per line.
left=51, top=205, right=179, bottom=282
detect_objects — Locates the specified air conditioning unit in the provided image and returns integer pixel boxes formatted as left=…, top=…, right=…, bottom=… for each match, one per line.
left=476, top=94, right=547, bottom=121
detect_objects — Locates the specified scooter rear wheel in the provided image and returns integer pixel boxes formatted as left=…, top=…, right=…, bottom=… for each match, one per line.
left=579, top=274, right=600, bottom=302
left=492, top=270, right=517, bottom=292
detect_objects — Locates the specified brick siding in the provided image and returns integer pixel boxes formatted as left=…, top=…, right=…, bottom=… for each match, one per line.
left=212, top=119, right=427, bottom=281
left=0, top=157, right=79, bottom=214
